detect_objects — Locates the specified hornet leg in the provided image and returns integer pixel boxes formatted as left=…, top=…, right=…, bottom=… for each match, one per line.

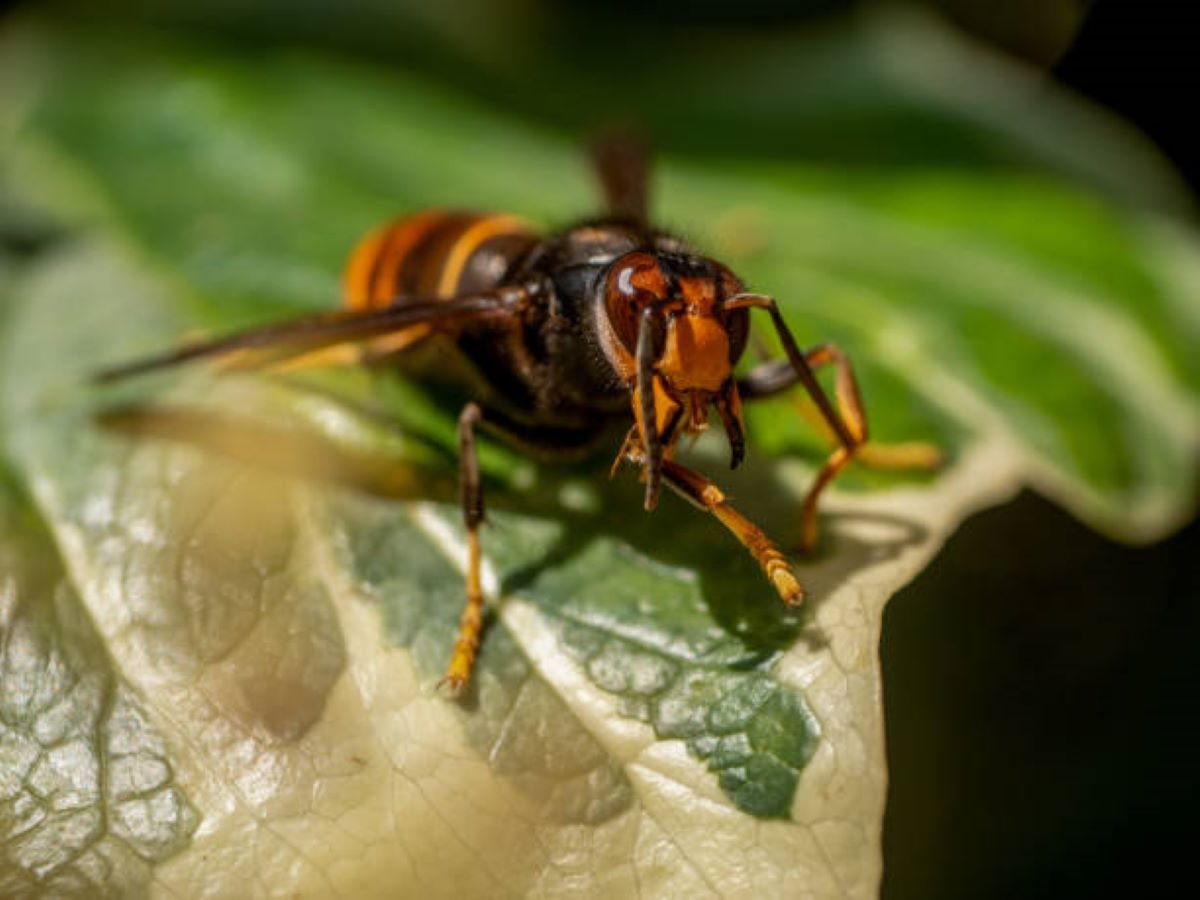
left=441, top=401, right=487, bottom=696
left=624, top=442, right=806, bottom=607
left=738, top=355, right=940, bottom=470
left=730, top=300, right=869, bottom=552
left=739, top=341, right=938, bottom=552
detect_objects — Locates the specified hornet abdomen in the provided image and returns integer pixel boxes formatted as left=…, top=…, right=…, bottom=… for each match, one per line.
left=343, top=210, right=538, bottom=310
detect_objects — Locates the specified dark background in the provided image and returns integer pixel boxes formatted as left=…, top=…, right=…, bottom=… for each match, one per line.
left=2, top=1, right=1196, bottom=896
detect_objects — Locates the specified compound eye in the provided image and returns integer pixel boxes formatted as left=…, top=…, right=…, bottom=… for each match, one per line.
left=603, top=252, right=668, bottom=353
left=718, top=268, right=750, bottom=363
left=724, top=307, right=750, bottom=363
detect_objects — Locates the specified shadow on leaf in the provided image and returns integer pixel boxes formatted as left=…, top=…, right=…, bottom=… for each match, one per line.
left=96, top=398, right=930, bottom=662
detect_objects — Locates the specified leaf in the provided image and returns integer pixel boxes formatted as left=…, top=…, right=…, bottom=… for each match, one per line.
left=3, top=238, right=966, bottom=896
left=0, top=470, right=198, bottom=897
left=1, top=14, right=1198, bottom=898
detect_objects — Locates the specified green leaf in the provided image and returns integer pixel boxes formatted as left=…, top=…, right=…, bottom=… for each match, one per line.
left=1, top=13, right=1197, bottom=897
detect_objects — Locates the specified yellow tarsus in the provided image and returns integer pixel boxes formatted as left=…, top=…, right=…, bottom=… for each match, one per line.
left=440, top=529, right=485, bottom=696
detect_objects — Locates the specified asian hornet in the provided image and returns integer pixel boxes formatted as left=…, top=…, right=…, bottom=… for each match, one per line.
left=96, top=137, right=937, bottom=694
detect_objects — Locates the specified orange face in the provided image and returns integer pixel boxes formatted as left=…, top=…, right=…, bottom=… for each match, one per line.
left=600, top=252, right=750, bottom=464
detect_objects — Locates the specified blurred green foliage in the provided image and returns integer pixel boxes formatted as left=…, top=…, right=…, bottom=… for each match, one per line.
left=31, top=0, right=1177, bottom=208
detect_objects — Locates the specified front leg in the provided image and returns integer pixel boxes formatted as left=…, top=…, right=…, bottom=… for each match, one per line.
left=737, top=332, right=937, bottom=552
left=623, top=443, right=805, bottom=608
left=734, top=327, right=866, bottom=554
left=726, top=296, right=872, bottom=553
left=740, top=356, right=943, bottom=476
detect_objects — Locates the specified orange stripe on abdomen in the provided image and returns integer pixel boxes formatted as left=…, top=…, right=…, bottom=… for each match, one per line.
left=435, top=214, right=530, bottom=296
left=343, top=210, right=449, bottom=311
left=342, top=211, right=535, bottom=311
